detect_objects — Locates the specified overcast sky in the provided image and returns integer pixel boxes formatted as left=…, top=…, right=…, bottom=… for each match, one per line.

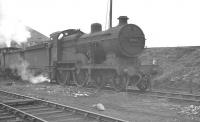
left=0, top=0, right=200, bottom=47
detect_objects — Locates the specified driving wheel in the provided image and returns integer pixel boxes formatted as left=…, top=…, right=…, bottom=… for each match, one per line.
left=75, top=70, right=88, bottom=87
left=94, top=74, right=105, bottom=89
left=56, top=70, right=70, bottom=85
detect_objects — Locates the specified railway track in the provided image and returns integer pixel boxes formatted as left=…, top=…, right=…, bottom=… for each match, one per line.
left=128, top=89, right=200, bottom=104
left=91, top=85, right=200, bottom=104
left=0, top=90, right=128, bottom=122
left=0, top=106, right=22, bottom=122
left=79, top=85, right=200, bottom=104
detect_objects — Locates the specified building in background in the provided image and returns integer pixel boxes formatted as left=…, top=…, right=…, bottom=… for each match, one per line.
left=21, top=26, right=49, bottom=48
left=8, top=26, right=49, bottom=49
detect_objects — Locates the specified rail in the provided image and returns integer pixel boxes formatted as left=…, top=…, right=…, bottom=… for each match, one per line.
left=0, top=89, right=128, bottom=122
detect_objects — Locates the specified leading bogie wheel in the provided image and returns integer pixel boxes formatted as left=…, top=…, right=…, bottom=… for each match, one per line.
left=136, top=74, right=150, bottom=92
left=113, top=75, right=127, bottom=91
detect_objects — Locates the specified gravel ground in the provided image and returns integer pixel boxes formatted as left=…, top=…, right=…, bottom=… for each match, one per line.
left=0, top=80, right=199, bottom=122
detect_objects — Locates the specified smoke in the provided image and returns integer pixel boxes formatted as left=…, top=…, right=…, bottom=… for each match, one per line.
left=10, top=57, right=50, bottom=84
left=0, top=1, right=31, bottom=47
left=0, top=16, right=31, bottom=47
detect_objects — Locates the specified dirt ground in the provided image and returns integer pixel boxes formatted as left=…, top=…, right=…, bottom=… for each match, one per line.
left=0, top=80, right=200, bottom=122
left=140, top=46, right=200, bottom=93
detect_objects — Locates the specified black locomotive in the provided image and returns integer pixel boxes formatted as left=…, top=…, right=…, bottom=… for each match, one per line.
left=0, top=16, right=155, bottom=91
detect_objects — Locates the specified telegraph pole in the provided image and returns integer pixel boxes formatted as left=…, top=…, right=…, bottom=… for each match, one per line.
left=109, top=0, right=112, bottom=28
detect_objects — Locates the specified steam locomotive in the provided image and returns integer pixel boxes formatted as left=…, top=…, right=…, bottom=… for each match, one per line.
left=0, top=16, right=155, bottom=91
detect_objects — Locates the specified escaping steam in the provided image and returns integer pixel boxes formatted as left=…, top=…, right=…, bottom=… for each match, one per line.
left=10, top=57, right=50, bottom=84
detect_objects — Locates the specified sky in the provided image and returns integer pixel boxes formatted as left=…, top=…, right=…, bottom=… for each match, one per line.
left=0, top=0, right=200, bottom=47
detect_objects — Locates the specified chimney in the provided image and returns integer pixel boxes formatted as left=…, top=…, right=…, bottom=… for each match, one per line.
left=91, top=23, right=102, bottom=33
left=118, top=16, right=129, bottom=26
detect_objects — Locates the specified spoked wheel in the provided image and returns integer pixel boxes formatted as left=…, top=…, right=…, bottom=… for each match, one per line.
left=113, top=75, right=127, bottom=91
left=136, top=74, right=150, bottom=92
left=75, top=70, right=88, bottom=87
left=94, top=75, right=105, bottom=90
left=56, top=70, right=71, bottom=85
